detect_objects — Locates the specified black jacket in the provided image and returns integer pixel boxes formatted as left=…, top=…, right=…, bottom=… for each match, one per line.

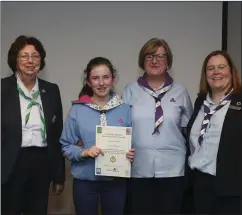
left=181, top=91, right=242, bottom=214
left=186, top=91, right=242, bottom=196
left=1, top=75, right=65, bottom=185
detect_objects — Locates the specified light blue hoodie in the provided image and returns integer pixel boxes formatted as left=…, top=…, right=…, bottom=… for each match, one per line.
left=60, top=93, right=132, bottom=181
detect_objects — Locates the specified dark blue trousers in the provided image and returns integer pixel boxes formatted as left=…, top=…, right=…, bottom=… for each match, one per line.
left=73, top=178, right=126, bottom=215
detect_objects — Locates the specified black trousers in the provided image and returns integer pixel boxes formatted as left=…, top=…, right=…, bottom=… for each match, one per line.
left=194, top=169, right=240, bottom=214
left=125, top=177, right=184, bottom=215
left=2, top=147, right=51, bottom=215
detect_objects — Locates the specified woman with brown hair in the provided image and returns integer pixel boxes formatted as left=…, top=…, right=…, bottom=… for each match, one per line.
left=1, top=35, right=65, bottom=214
left=122, top=38, right=193, bottom=214
left=187, top=50, right=242, bottom=214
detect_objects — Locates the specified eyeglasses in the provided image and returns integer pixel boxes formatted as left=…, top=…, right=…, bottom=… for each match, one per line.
left=145, top=54, right=167, bottom=61
left=18, top=54, right=41, bottom=62
left=206, top=64, right=229, bottom=71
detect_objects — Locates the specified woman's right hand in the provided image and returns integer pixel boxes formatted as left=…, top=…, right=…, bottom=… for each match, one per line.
left=81, top=146, right=104, bottom=158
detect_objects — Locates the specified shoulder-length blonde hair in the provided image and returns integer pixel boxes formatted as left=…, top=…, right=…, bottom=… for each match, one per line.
left=199, top=50, right=241, bottom=94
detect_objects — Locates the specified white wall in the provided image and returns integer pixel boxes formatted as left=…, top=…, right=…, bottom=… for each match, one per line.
left=1, top=2, right=223, bottom=117
left=227, top=1, right=242, bottom=76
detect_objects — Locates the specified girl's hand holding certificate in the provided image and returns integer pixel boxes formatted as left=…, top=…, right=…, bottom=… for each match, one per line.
left=82, top=146, right=104, bottom=158
left=82, top=145, right=135, bottom=162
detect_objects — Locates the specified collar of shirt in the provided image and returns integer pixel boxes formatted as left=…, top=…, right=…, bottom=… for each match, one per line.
left=206, top=93, right=229, bottom=106
left=205, top=94, right=220, bottom=111
left=148, top=83, right=165, bottom=94
left=16, top=72, right=39, bottom=97
left=206, top=88, right=234, bottom=106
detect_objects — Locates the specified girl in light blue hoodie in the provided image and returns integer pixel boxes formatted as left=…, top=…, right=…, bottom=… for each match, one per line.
left=60, top=57, right=134, bottom=215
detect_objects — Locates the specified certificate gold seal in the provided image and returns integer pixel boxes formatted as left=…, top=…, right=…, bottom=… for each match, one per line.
left=110, top=156, right=116, bottom=163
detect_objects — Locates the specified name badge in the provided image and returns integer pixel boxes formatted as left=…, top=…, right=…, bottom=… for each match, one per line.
left=52, top=115, right=56, bottom=123
left=229, top=105, right=241, bottom=111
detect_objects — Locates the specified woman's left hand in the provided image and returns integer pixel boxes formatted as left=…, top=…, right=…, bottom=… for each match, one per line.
left=126, top=148, right=135, bottom=162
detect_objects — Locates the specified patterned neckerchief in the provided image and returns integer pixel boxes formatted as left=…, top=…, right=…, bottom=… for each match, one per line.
left=73, top=92, right=123, bottom=125
left=198, top=89, right=233, bottom=145
left=137, top=72, right=173, bottom=134
left=16, top=74, right=46, bottom=142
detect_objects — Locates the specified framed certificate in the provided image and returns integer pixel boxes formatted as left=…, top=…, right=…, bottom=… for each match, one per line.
left=95, top=125, right=132, bottom=178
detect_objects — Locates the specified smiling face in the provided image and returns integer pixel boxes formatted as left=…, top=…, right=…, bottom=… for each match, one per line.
left=144, top=46, right=168, bottom=77
left=17, top=45, right=41, bottom=78
left=87, top=64, right=115, bottom=99
left=206, top=54, right=232, bottom=93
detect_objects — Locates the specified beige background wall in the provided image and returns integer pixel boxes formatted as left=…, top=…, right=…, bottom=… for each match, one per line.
left=48, top=163, right=75, bottom=214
